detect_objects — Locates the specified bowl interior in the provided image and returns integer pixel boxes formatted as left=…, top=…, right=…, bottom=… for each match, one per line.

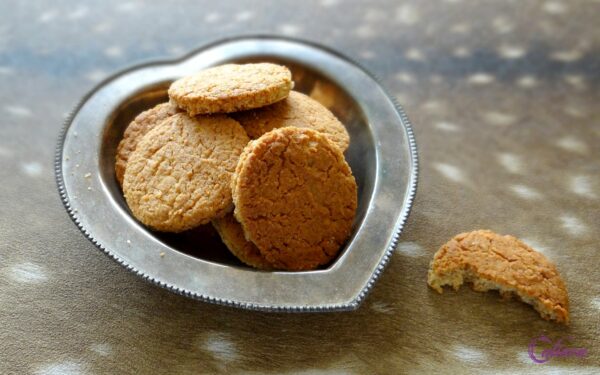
left=99, top=58, right=376, bottom=269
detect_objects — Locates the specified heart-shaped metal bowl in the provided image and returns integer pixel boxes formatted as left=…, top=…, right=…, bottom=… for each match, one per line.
left=55, top=36, right=418, bottom=312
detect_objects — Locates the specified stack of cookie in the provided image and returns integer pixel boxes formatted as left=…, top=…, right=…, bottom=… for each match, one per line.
left=116, top=63, right=357, bottom=271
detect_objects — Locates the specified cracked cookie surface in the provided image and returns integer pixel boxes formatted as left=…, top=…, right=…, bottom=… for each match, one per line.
left=168, top=63, right=293, bottom=116
left=232, top=91, right=350, bottom=152
left=212, top=213, right=273, bottom=270
left=123, top=113, right=249, bottom=232
left=428, top=230, right=570, bottom=324
left=115, top=102, right=180, bottom=186
left=232, top=127, right=357, bottom=270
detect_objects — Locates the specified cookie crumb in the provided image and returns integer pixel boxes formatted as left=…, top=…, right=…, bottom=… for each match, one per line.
left=84, top=173, right=91, bottom=178
left=75, top=164, right=80, bottom=168
left=87, top=186, right=92, bottom=191
left=126, top=239, right=131, bottom=245
left=159, top=252, right=165, bottom=257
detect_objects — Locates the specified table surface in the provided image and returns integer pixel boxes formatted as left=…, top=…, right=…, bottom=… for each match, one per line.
left=1, top=1, right=599, bottom=374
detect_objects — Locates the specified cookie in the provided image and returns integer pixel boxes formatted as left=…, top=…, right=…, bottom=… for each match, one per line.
left=212, top=213, right=273, bottom=270
left=427, top=230, right=570, bottom=324
left=168, top=63, right=293, bottom=116
left=232, top=127, right=357, bottom=270
left=308, top=80, right=337, bottom=109
left=232, top=91, right=350, bottom=152
left=115, top=102, right=179, bottom=186
left=123, top=113, right=249, bottom=232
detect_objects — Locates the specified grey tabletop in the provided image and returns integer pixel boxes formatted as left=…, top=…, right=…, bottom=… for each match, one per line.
left=1, top=1, right=599, bottom=374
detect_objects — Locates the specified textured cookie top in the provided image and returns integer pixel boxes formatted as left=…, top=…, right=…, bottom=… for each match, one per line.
left=428, top=230, right=570, bottom=323
left=232, top=91, right=350, bottom=151
left=212, top=213, right=273, bottom=270
left=232, top=127, right=357, bottom=270
left=115, top=102, right=179, bottom=186
left=168, top=63, right=293, bottom=115
left=123, top=113, right=249, bottom=232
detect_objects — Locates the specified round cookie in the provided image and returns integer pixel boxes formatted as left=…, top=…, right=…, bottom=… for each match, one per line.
left=428, top=230, right=570, bottom=324
left=115, top=102, right=179, bottom=186
left=168, top=63, right=293, bottom=115
left=232, top=91, right=350, bottom=152
left=212, top=213, right=273, bottom=270
left=232, top=127, right=357, bottom=270
left=123, top=113, right=249, bottom=232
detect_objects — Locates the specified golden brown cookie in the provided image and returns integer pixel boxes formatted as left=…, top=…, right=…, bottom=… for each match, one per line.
left=212, top=213, right=273, bottom=270
left=123, top=113, right=249, bottom=232
left=115, top=102, right=179, bottom=186
left=308, top=80, right=338, bottom=109
left=232, top=127, right=357, bottom=270
left=427, top=230, right=570, bottom=324
left=232, top=91, right=350, bottom=152
left=168, top=63, right=293, bottom=116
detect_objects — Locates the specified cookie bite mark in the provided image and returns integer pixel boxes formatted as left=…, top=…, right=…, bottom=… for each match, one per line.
left=168, top=63, right=293, bottom=115
left=428, top=230, right=570, bottom=324
left=115, top=102, right=180, bottom=186
left=232, top=91, right=350, bottom=152
left=123, top=113, right=249, bottom=232
left=232, top=127, right=357, bottom=271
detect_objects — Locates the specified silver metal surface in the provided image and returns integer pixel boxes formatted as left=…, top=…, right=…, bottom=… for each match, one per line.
left=55, top=36, right=418, bottom=312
